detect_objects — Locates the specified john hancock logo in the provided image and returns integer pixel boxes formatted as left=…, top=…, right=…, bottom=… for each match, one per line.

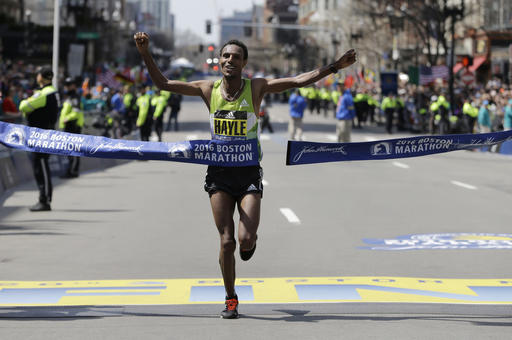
left=371, top=142, right=392, bottom=156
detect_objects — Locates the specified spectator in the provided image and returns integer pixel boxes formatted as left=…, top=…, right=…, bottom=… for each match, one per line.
left=335, top=82, right=355, bottom=142
left=288, top=89, right=307, bottom=140
left=478, top=99, right=491, bottom=133
left=504, top=99, right=512, bottom=131
left=259, top=96, right=274, bottom=133
left=166, top=92, right=182, bottom=131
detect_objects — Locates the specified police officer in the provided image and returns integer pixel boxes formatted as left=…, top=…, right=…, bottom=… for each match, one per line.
left=59, top=77, right=84, bottom=178
left=462, top=98, right=478, bottom=133
left=151, top=89, right=167, bottom=142
left=381, top=92, right=397, bottom=134
left=19, top=66, right=59, bottom=211
left=136, top=86, right=152, bottom=141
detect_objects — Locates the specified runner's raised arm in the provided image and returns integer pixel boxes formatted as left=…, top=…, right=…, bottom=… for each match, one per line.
left=251, top=49, right=357, bottom=104
left=134, top=32, right=213, bottom=105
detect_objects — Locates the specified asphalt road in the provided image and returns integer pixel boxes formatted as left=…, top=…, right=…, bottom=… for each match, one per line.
left=1, top=100, right=511, bottom=339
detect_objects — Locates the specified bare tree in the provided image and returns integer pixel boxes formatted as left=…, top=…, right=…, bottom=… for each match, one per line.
left=356, top=0, right=466, bottom=66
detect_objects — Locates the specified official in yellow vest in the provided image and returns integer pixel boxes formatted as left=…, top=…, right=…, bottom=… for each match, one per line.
left=59, top=78, right=84, bottom=178
left=135, top=86, right=152, bottom=141
left=151, top=90, right=167, bottom=142
left=462, top=99, right=478, bottom=133
left=19, top=66, right=59, bottom=211
left=381, top=93, right=397, bottom=134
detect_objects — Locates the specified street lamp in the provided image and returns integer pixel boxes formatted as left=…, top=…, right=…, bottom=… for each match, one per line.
left=444, top=0, right=465, bottom=116
left=24, top=10, right=33, bottom=57
left=386, top=5, right=404, bottom=70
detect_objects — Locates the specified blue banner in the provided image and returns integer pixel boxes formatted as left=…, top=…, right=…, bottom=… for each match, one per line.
left=286, top=130, right=512, bottom=165
left=0, top=122, right=258, bottom=167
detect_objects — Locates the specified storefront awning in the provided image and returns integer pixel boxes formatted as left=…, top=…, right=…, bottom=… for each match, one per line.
left=469, top=57, right=487, bottom=72
left=453, top=63, right=464, bottom=74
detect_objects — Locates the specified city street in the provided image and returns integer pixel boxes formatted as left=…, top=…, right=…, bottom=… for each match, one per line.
left=1, top=100, right=511, bottom=339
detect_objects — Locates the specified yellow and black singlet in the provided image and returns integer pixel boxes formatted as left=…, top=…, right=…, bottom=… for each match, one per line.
left=209, top=79, right=261, bottom=159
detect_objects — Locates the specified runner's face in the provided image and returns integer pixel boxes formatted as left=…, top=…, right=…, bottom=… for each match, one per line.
left=220, top=45, right=247, bottom=78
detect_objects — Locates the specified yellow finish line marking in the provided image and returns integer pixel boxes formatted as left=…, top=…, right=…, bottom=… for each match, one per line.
left=0, top=277, right=511, bottom=307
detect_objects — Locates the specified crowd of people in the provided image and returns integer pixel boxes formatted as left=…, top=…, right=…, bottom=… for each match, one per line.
left=282, top=77, right=512, bottom=143
left=0, top=59, right=185, bottom=144
left=3, top=59, right=512, bottom=147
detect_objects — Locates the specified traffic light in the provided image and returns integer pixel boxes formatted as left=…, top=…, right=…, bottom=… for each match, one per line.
left=462, top=55, right=473, bottom=67
left=244, top=25, right=252, bottom=37
left=199, top=44, right=204, bottom=53
left=207, top=44, right=215, bottom=52
left=206, top=20, right=212, bottom=34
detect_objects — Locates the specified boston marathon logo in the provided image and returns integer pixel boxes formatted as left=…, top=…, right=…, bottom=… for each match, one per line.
left=371, top=142, right=392, bottom=156
left=370, top=137, right=454, bottom=157
left=361, top=233, right=512, bottom=250
left=168, top=142, right=192, bottom=159
left=6, top=126, right=26, bottom=146
left=213, top=110, right=247, bottom=137
left=27, top=130, right=85, bottom=153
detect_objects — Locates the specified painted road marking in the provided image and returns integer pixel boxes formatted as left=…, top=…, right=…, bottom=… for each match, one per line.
left=186, top=134, right=198, bottom=140
left=364, top=136, right=378, bottom=141
left=262, top=179, right=269, bottom=186
left=392, top=161, right=410, bottom=169
left=260, top=134, right=271, bottom=141
left=326, top=135, right=337, bottom=141
left=280, top=208, right=301, bottom=224
left=451, top=180, right=477, bottom=190
left=0, top=277, right=511, bottom=306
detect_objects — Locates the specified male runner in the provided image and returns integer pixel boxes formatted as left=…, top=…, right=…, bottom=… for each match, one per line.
left=134, top=32, right=356, bottom=318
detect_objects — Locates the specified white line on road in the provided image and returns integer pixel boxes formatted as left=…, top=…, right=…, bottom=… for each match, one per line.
left=451, top=180, right=478, bottom=190
left=280, top=208, right=301, bottom=224
left=262, top=179, right=269, bottom=186
left=326, top=135, right=337, bottom=141
left=392, top=161, right=410, bottom=169
left=364, top=136, right=378, bottom=141
left=186, top=134, right=198, bottom=140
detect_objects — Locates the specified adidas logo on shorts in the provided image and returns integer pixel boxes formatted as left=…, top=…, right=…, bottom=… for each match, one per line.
left=247, top=184, right=258, bottom=191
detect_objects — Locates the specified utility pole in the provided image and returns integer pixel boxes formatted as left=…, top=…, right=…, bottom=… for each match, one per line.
left=445, top=0, right=465, bottom=116
left=52, top=0, right=60, bottom=89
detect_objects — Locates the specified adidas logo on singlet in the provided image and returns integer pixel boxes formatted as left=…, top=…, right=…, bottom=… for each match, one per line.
left=240, top=99, right=249, bottom=108
left=225, top=111, right=236, bottom=119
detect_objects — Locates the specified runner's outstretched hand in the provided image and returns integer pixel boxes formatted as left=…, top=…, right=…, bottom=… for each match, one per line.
left=134, top=32, right=150, bottom=54
left=332, top=49, right=357, bottom=72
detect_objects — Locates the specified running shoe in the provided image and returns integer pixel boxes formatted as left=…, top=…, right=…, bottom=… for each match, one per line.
left=220, top=296, right=239, bottom=319
left=240, top=235, right=257, bottom=261
left=240, top=243, right=256, bottom=261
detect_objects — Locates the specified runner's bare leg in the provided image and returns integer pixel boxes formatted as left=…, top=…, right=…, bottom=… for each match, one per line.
left=210, top=191, right=237, bottom=297
left=238, top=193, right=261, bottom=252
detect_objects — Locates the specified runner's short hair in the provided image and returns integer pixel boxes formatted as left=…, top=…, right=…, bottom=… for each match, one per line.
left=220, top=40, right=248, bottom=60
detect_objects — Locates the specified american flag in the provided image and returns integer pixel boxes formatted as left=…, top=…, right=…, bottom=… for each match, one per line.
left=419, top=65, right=449, bottom=85
left=97, top=65, right=121, bottom=90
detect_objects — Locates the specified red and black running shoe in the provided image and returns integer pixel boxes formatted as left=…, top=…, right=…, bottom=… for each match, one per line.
left=221, top=295, right=239, bottom=319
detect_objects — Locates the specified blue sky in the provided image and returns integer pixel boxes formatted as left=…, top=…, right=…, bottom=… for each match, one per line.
left=171, top=0, right=264, bottom=43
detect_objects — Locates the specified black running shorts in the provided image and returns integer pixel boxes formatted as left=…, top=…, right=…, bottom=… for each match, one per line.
left=204, top=165, right=263, bottom=199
